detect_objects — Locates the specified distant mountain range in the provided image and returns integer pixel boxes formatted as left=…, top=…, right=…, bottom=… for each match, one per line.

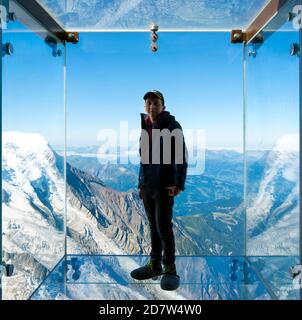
left=246, top=135, right=299, bottom=255
left=38, top=0, right=268, bottom=30
left=66, top=149, right=245, bottom=256
left=1, top=131, right=198, bottom=299
left=2, top=131, right=299, bottom=299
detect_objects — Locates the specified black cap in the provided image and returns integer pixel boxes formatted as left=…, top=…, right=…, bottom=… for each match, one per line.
left=143, top=90, right=165, bottom=105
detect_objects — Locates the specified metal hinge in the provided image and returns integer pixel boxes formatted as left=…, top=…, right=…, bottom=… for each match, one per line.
left=45, top=35, right=63, bottom=57
left=0, top=261, right=14, bottom=278
left=56, top=32, right=79, bottom=44
left=231, top=29, right=264, bottom=44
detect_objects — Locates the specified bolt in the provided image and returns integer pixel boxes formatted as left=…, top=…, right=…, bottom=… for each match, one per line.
left=233, top=33, right=241, bottom=41
left=150, top=23, right=159, bottom=32
left=151, top=43, right=158, bottom=52
left=2, top=42, right=13, bottom=56
left=287, top=11, right=296, bottom=22
left=248, top=49, right=257, bottom=58
left=7, top=12, right=16, bottom=22
left=290, top=43, right=299, bottom=56
left=151, top=33, right=158, bottom=42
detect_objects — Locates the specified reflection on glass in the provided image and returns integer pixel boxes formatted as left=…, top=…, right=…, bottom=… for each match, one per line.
left=65, top=31, right=244, bottom=260
left=37, top=0, right=270, bottom=31
left=245, top=14, right=300, bottom=256
left=31, top=255, right=272, bottom=300
left=0, top=0, right=300, bottom=302
left=30, top=254, right=301, bottom=300
left=1, top=3, right=65, bottom=299
left=248, top=256, right=301, bottom=300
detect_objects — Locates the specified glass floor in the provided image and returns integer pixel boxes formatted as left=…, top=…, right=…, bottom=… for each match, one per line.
left=28, top=255, right=301, bottom=300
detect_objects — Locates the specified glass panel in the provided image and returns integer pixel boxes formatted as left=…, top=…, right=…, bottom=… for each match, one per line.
left=31, top=254, right=302, bottom=300
left=1, top=0, right=66, bottom=299
left=36, top=0, right=270, bottom=31
left=1, top=0, right=300, bottom=301
left=248, top=256, right=301, bottom=300
left=245, top=0, right=300, bottom=256
left=65, top=31, right=244, bottom=265
left=30, top=255, right=272, bottom=300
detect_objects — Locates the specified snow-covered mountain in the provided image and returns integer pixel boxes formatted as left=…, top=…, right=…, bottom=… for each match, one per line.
left=2, top=132, right=66, bottom=299
left=1, top=131, right=200, bottom=299
left=65, top=148, right=244, bottom=192
left=246, top=134, right=299, bottom=255
left=66, top=148, right=245, bottom=255
left=37, top=0, right=269, bottom=30
left=64, top=135, right=300, bottom=257
left=31, top=255, right=270, bottom=300
left=2, top=131, right=298, bottom=299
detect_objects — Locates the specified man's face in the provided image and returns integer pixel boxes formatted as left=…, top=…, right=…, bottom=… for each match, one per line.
left=144, top=96, right=164, bottom=121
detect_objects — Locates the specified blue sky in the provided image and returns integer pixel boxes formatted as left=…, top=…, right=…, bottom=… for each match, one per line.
left=2, top=21, right=299, bottom=151
left=66, top=31, right=244, bottom=148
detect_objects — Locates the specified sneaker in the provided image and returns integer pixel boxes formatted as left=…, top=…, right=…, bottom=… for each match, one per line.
left=130, top=259, right=163, bottom=280
left=160, top=263, right=180, bottom=290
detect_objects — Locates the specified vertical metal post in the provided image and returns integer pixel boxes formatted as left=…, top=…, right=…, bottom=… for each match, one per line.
left=0, top=3, right=3, bottom=301
left=299, top=0, right=302, bottom=301
left=243, top=43, right=247, bottom=260
left=63, top=41, right=67, bottom=298
left=0, top=0, right=9, bottom=302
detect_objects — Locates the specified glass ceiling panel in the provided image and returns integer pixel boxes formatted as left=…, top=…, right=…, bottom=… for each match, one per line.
left=36, top=0, right=270, bottom=31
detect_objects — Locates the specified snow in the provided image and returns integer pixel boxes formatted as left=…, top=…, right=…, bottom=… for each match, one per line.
left=274, top=134, right=299, bottom=153
left=247, top=134, right=299, bottom=255
left=2, top=131, right=65, bottom=270
left=2, top=130, right=297, bottom=299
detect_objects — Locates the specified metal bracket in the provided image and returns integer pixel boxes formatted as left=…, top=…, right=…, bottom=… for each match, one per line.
left=230, top=30, right=246, bottom=44
left=65, top=257, right=82, bottom=281
left=0, top=261, right=14, bottom=277
left=230, top=258, right=240, bottom=281
left=231, top=0, right=290, bottom=45
left=2, top=42, right=13, bottom=57
left=289, top=264, right=302, bottom=290
left=13, top=0, right=79, bottom=44
left=45, top=35, right=63, bottom=57
left=248, top=48, right=257, bottom=58
left=230, top=259, right=255, bottom=284
left=289, top=264, right=302, bottom=279
left=231, top=29, right=264, bottom=44
left=290, top=43, right=300, bottom=56
left=56, top=32, right=79, bottom=44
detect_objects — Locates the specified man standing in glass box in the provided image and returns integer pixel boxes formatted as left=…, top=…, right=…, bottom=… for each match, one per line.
left=130, top=90, right=188, bottom=291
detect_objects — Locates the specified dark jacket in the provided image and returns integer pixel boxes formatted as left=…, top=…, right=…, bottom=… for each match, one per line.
left=138, top=110, right=188, bottom=191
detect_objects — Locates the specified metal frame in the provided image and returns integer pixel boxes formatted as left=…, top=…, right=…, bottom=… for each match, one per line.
left=0, top=17, right=1, bottom=303
left=0, top=0, right=9, bottom=301
left=0, top=0, right=75, bottom=301
left=0, top=0, right=301, bottom=301
left=299, top=0, right=302, bottom=301
left=245, top=0, right=288, bottom=43
left=13, top=0, right=78, bottom=44
left=231, top=0, right=289, bottom=43
left=238, top=0, right=302, bottom=300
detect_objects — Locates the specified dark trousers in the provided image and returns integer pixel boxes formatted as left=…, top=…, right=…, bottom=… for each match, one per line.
left=141, top=185, right=175, bottom=265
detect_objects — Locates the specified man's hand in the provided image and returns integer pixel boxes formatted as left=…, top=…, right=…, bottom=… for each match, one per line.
left=166, top=186, right=181, bottom=196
